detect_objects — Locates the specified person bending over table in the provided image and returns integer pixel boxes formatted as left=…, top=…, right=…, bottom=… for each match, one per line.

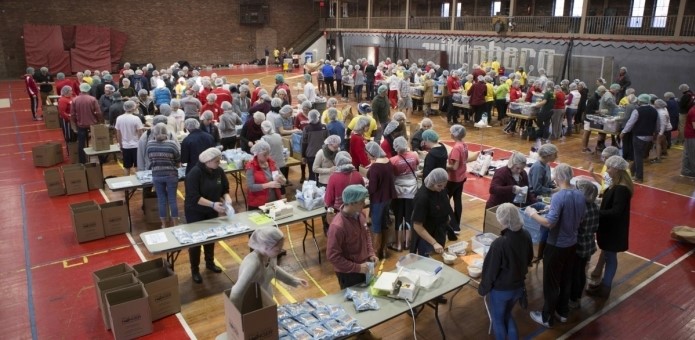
left=326, top=185, right=378, bottom=290
left=325, top=152, right=365, bottom=214
left=229, top=227, right=308, bottom=309
left=411, top=168, right=452, bottom=257
left=181, top=118, right=215, bottom=175
left=239, top=111, right=266, bottom=154
left=245, top=141, right=285, bottom=211
left=184, top=147, right=231, bottom=284
left=478, top=203, right=533, bottom=340
left=365, top=141, right=397, bottom=260
left=528, top=143, right=559, bottom=262
left=485, top=152, right=532, bottom=209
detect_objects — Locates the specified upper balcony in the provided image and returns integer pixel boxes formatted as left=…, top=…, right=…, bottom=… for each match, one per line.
left=320, top=15, right=695, bottom=41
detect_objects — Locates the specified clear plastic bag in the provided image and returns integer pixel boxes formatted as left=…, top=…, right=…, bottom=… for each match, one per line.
left=335, top=312, right=358, bottom=328
left=322, top=319, right=348, bottom=337
left=304, top=324, right=333, bottom=340
left=306, top=299, right=327, bottom=310
left=352, top=291, right=379, bottom=312
left=294, top=313, right=320, bottom=327
left=279, top=317, right=303, bottom=332
left=312, top=309, right=332, bottom=321
left=289, top=328, right=312, bottom=340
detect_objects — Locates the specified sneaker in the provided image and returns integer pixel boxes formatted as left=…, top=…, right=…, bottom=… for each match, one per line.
left=582, top=148, right=592, bottom=153
left=453, top=229, right=461, bottom=235
left=529, top=311, right=551, bottom=328
left=554, top=311, right=568, bottom=323
left=568, top=300, right=580, bottom=310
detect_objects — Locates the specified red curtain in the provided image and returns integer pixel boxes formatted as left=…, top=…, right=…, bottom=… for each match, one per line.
left=110, top=30, right=128, bottom=70
left=23, top=24, right=71, bottom=74
left=70, top=25, right=112, bottom=72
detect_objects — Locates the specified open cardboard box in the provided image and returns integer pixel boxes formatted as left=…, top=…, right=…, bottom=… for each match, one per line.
left=137, top=266, right=180, bottom=320
left=223, top=284, right=278, bottom=340
left=105, top=283, right=153, bottom=339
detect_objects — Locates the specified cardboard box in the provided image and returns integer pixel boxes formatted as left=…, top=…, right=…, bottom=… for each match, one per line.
left=43, top=105, right=60, bottom=129
left=44, top=168, right=65, bottom=197
left=32, top=142, right=63, bottom=167
left=91, top=124, right=111, bottom=151
left=93, top=263, right=135, bottom=288
left=67, top=142, right=79, bottom=164
left=100, top=201, right=130, bottom=236
left=223, top=284, right=278, bottom=340
left=96, top=273, right=139, bottom=329
left=70, top=200, right=105, bottom=243
left=85, top=163, right=104, bottom=190
left=62, top=164, right=89, bottom=195
left=105, top=283, right=153, bottom=339
left=132, top=258, right=168, bottom=276
left=143, top=190, right=161, bottom=224
left=483, top=205, right=504, bottom=237
left=137, top=267, right=180, bottom=320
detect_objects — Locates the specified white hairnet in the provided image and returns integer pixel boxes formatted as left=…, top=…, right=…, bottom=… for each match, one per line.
left=308, top=109, right=321, bottom=123
left=393, top=136, right=408, bottom=154
left=601, top=146, right=620, bottom=158
left=605, top=155, right=628, bottom=170
left=248, top=227, right=284, bottom=255
left=576, top=180, right=598, bottom=203
left=324, top=135, right=341, bottom=146
left=280, top=105, right=293, bottom=115
left=496, top=203, right=523, bottom=231
left=554, top=163, right=573, bottom=182
left=538, top=144, right=558, bottom=159
left=184, top=118, right=200, bottom=130
left=199, top=147, right=222, bottom=163
left=250, top=140, right=271, bottom=155
left=450, top=124, right=466, bottom=139
left=384, top=121, right=399, bottom=136
left=261, top=120, right=274, bottom=134
left=355, top=116, right=371, bottom=132
left=334, top=151, right=355, bottom=172
left=424, top=168, right=448, bottom=189
left=365, top=141, right=385, bottom=158
left=508, top=152, right=527, bottom=167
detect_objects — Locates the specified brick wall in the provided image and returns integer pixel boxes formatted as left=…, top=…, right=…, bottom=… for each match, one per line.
left=0, top=0, right=319, bottom=78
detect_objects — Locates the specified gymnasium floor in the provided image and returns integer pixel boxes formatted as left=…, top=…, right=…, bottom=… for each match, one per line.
left=1, top=66, right=693, bottom=339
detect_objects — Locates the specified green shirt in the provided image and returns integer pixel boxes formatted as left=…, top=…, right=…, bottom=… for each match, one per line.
left=540, top=90, right=556, bottom=116
left=371, top=95, right=390, bottom=124
left=494, top=83, right=510, bottom=100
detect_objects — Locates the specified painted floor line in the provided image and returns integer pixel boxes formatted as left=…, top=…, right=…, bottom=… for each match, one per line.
left=625, top=251, right=666, bottom=267
left=558, top=247, right=695, bottom=340
left=20, top=184, right=38, bottom=340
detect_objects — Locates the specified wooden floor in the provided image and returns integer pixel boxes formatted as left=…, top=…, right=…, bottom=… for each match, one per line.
left=99, top=67, right=695, bottom=339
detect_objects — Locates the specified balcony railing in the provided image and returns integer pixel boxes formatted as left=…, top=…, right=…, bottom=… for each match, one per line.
left=584, top=16, right=677, bottom=36
left=680, top=15, right=695, bottom=36
left=371, top=16, right=406, bottom=30
left=320, top=15, right=694, bottom=39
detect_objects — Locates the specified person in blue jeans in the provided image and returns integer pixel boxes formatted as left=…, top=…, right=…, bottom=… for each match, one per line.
left=146, top=123, right=181, bottom=228
left=479, top=203, right=534, bottom=340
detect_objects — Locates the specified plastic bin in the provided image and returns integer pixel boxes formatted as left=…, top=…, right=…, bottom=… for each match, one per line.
left=396, top=254, right=443, bottom=289
left=472, top=233, right=498, bottom=255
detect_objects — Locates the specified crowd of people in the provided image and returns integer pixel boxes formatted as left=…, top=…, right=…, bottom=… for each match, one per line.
left=23, top=54, right=694, bottom=338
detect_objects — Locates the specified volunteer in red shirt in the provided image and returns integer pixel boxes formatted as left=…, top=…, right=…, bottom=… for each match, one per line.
left=510, top=80, right=523, bottom=102
left=251, top=79, right=262, bottom=104
left=447, top=124, right=479, bottom=234
left=24, top=67, right=41, bottom=121
left=551, top=85, right=567, bottom=140
left=349, top=117, right=371, bottom=169
left=212, top=78, right=232, bottom=107
left=57, top=85, right=77, bottom=151
left=201, top=93, right=222, bottom=121
left=446, top=71, right=462, bottom=124
left=467, top=75, right=488, bottom=123
left=324, top=152, right=365, bottom=212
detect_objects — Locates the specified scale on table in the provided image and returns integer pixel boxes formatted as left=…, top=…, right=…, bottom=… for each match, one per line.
left=259, top=199, right=294, bottom=220
left=373, top=268, right=421, bottom=302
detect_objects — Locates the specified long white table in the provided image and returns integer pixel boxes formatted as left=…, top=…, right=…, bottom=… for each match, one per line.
left=139, top=201, right=327, bottom=267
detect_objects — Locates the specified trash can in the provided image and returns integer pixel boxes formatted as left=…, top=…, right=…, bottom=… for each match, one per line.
left=283, top=58, right=293, bottom=72
left=304, top=52, right=313, bottom=64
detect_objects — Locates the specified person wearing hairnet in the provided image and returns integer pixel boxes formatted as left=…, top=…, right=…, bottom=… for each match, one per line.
left=528, top=143, right=559, bottom=261
left=389, top=136, right=419, bottom=252
left=138, top=115, right=179, bottom=172
left=411, top=118, right=433, bottom=152
left=199, top=110, right=221, bottom=144
left=239, top=111, right=266, bottom=153
left=229, top=227, right=308, bottom=309
left=447, top=125, right=479, bottom=235
left=478, top=203, right=533, bottom=340
left=184, top=147, right=232, bottom=283
left=379, top=120, right=401, bottom=158
left=372, top=85, right=391, bottom=143
left=533, top=81, right=557, bottom=144
left=301, top=109, right=329, bottom=181
left=326, top=185, right=378, bottom=289
left=569, top=180, right=599, bottom=309
left=411, top=168, right=453, bottom=259
left=115, top=100, right=144, bottom=176
left=365, top=141, right=397, bottom=259
left=313, top=135, right=341, bottom=187
left=181, top=118, right=216, bottom=174
left=620, top=94, right=660, bottom=182
left=525, top=164, right=586, bottom=327
left=271, top=74, right=292, bottom=105
left=324, top=107, right=346, bottom=148
left=246, top=141, right=286, bottom=210
left=587, top=156, right=633, bottom=298
left=325, top=151, right=365, bottom=212
left=146, top=123, right=181, bottom=228
left=348, top=116, right=372, bottom=169
left=420, top=130, right=448, bottom=180
left=485, top=152, right=532, bottom=209
left=347, top=103, right=378, bottom=140
left=261, top=120, right=287, bottom=193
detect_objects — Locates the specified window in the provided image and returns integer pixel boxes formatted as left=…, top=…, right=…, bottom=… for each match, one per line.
left=553, top=0, right=565, bottom=17
left=441, top=3, right=450, bottom=17
left=629, top=0, right=646, bottom=28
left=491, top=1, right=501, bottom=16
left=652, top=0, right=670, bottom=28
left=571, top=0, right=584, bottom=17
left=456, top=3, right=462, bottom=17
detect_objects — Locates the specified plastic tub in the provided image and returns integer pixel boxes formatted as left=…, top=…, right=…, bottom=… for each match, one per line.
left=396, top=254, right=443, bottom=289
left=472, top=233, right=498, bottom=256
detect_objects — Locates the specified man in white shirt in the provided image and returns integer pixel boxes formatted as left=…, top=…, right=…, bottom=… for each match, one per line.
left=115, top=100, right=144, bottom=175
left=303, top=73, right=317, bottom=103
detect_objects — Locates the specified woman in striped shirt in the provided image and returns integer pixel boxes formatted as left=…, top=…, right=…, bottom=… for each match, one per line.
left=147, top=123, right=181, bottom=228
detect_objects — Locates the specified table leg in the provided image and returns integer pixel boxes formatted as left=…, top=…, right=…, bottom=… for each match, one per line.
left=123, top=189, right=135, bottom=233
left=301, top=219, right=321, bottom=264
left=166, top=251, right=181, bottom=270
left=431, top=301, right=446, bottom=339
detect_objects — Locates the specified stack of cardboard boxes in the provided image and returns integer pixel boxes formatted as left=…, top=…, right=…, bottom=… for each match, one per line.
left=70, top=199, right=129, bottom=242
left=43, top=163, right=104, bottom=197
left=93, top=259, right=180, bottom=339
left=32, top=142, right=63, bottom=167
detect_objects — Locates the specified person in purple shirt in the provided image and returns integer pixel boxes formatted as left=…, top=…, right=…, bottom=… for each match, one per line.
left=524, top=163, right=586, bottom=328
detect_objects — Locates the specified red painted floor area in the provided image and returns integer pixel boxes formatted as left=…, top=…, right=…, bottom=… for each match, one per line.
left=0, top=80, right=188, bottom=339
left=569, top=253, right=695, bottom=339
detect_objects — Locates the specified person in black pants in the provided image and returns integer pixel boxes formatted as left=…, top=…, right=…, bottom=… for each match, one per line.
left=184, top=148, right=232, bottom=284
left=534, top=82, right=556, bottom=143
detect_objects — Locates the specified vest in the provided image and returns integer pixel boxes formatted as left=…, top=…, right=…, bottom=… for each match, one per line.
left=246, top=157, right=282, bottom=208
left=633, top=105, right=658, bottom=137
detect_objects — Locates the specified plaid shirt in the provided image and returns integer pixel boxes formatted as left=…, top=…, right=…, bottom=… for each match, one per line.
left=576, top=202, right=600, bottom=258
